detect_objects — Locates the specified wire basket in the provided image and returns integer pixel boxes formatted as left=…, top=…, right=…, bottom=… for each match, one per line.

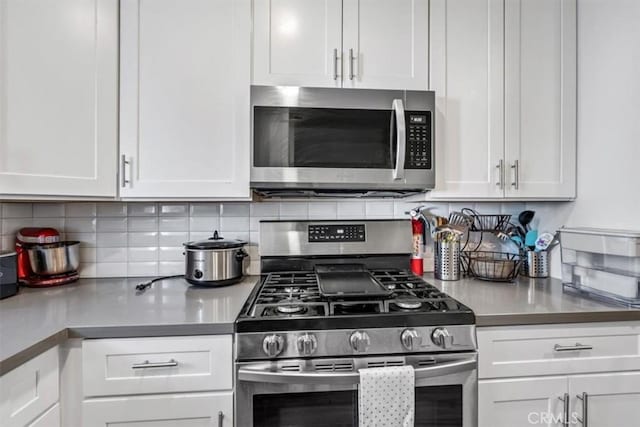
left=462, top=251, right=523, bottom=282
left=461, top=208, right=511, bottom=232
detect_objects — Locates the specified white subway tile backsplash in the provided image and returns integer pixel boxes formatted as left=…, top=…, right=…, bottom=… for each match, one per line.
left=67, top=232, right=97, bottom=247
left=97, top=247, right=128, bottom=263
left=79, top=263, right=97, bottom=277
left=2, top=218, right=32, bottom=235
left=32, top=217, right=65, bottom=230
left=337, top=201, right=365, bottom=218
left=220, top=216, right=250, bottom=232
left=250, top=202, right=279, bottom=217
left=128, top=247, right=158, bottom=262
left=221, top=202, right=250, bottom=217
left=128, top=262, right=158, bottom=277
left=1, top=236, right=14, bottom=250
left=97, top=218, right=128, bottom=232
left=128, top=232, right=159, bottom=247
left=308, top=202, right=338, bottom=219
left=189, top=203, right=220, bottom=217
left=97, top=203, right=127, bottom=217
left=96, top=262, right=127, bottom=277
left=65, top=202, right=97, bottom=217
left=159, top=217, right=189, bottom=232
left=250, top=216, right=278, bottom=232
left=189, top=216, right=219, bottom=232
left=365, top=201, right=394, bottom=218
left=249, top=231, right=260, bottom=245
left=158, top=261, right=183, bottom=276
left=221, top=231, right=250, bottom=242
left=279, top=202, right=308, bottom=218
left=33, top=203, right=65, bottom=218
left=189, top=231, right=212, bottom=241
left=2, top=203, right=33, bottom=218
left=65, top=218, right=97, bottom=233
left=127, top=203, right=158, bottom=216
left=159, top=247, right=184, bottom=262
left=159, top=231, right=188, bottom=247
left=80, top=248, right=97, bottom=263
left=128, top=217, right=158, bottom=232
left=159, top=203, right=189, bottom=216
left=97, top=232, right=127, bottom=248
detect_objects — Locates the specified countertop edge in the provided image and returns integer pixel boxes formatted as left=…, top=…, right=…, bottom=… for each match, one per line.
left=0, top=329, right=68, bottom=376
left=477, top=310, right=640, bottom=327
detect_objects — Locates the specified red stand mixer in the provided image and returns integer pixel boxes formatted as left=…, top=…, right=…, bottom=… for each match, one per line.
left=16, top=228, right=80, bottom=287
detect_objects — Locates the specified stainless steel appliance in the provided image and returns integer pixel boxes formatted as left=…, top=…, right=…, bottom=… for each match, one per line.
left=250, top=86, right=435, bottom=196
left=183, top=230, right=248, bottom=286
left=235, top=220, right=477, bottom=427
left=0, top=251, right=18, bottom=299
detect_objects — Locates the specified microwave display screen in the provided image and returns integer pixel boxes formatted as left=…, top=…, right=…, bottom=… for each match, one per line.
left=253, top=107, right=393, bottom=169
left=410, top=115, right=427, bottom=124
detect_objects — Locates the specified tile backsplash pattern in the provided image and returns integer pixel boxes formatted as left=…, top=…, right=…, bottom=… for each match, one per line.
left=0, top=200, right=572, bottom=278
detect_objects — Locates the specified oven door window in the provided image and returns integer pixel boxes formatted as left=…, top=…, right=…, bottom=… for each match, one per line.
left=253, top=106, right=393, bottom=169
left=252, top=385, right=462, bottom=427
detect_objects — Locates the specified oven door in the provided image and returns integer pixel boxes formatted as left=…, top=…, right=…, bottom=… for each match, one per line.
left=250, top=86, right=435, bottom=192
left=236, top=353, right=477, bottom=427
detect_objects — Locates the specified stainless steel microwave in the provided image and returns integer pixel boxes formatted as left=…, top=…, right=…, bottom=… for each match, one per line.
left=250, top=86, right=435, bottom=197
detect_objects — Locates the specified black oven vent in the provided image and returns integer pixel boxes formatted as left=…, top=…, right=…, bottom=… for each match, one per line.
left=418, top=358, right=437, bottom=366
left=280, top=364, right=302, bottom=372
left=367, top=360, right=404, bottom=368
left=315, top=362, right=354, bottom=372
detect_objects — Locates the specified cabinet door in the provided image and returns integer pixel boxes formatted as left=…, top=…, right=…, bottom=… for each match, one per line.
left=504, top=0, right=576, bottom=199
left=28, top=403, right=60, bottom=427
left=120, top=0, right=250, bottom=198
left=342, top=0, right=429, bottom=90
left=0, top=0, right=118, bottom=197
left=428, top=0, right=505, bottom=198
left=253, top=0, right=343, bottom=88
left=569, top=371, right=640, bottom=427
left=83, top=393, right=233, bottom=427
left=479, top=377, right=568, bottom=427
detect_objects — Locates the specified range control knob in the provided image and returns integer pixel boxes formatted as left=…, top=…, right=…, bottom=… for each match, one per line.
left=401, top=329, right=421, bottom=351
left=193, top=269, right=204, bottom=279
left=431, top=327, right=454, bottom=349
left=296, top=333, right=318, bottom=356
left=350, top=331, right=371, bottom=353
left=262, top=334, right=285, bottom=357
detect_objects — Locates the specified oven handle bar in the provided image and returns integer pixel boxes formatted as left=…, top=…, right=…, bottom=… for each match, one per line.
left=238, top=358, right=477, bottom=386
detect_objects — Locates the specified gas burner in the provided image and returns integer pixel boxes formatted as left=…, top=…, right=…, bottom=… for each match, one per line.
left=276, top=304, right=305, bottom=314
left=394, top=297, right=423, bottom=310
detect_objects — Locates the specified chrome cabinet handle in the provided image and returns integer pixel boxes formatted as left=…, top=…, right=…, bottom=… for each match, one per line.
left=348, top=48, right=356, bottom=80
left=496, top=160, right=505, bottom=189
left=131, top=359, right=178, bottom=369
left=121, top=154, right=131, bottom=188
left=577, top=392, right=588, bottom=426
left=391, top=99, right=406, bottom=180
left=558, top=393, right=570, bottom=427
left=218, top=411, right=224, bottom=427
left=333, top=48, right=339, bottom=80
left=510, top=159, right=519, bottom=190
left=554, top=343, right=593, bottom=352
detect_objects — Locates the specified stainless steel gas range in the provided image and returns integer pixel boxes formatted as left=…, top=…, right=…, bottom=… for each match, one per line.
left=235, top=220, right=477, bottom=427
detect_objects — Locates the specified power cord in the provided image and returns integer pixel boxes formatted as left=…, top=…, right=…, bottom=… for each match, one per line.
left=135, top=274, right=184, bottom=294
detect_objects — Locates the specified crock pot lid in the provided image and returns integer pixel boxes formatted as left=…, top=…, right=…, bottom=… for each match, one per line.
left=184, top=230, right=247, bottom=249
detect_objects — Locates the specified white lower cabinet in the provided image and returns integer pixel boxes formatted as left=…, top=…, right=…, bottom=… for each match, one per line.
left=28, top=403, right=60, bottom=427
left=83, top=393, right=233, bottom=427
left=479, top=377, right=567, bottom=427
left=478, top=322, right=640, bottom=427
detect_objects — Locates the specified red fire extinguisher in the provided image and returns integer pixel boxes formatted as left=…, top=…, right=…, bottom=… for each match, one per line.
left=410, top=212, right=425, bottom=276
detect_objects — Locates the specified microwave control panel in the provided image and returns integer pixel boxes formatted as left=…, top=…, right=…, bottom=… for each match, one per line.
left=405, top=111, right=432, bottom=169
left=308, top=224, right=366, bottom=242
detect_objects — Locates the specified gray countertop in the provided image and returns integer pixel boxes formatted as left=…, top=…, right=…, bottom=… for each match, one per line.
left=0, top=276, right=258, bottom=374
left=426, top=274, right=640, bottom=326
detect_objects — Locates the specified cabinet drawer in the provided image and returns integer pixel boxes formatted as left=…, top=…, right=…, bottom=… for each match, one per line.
left=83, top=392, right=233, bottom=426
left=0, top=346, right=59, bottom=427
left=28, top=403, right=60, bottom=427
left=478, top=322, right=640, bottom=378
left=83, top=335, right=232, bottom=397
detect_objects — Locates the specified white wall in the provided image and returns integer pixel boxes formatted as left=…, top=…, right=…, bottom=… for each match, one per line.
left=568, top=0, right=640, bottom=229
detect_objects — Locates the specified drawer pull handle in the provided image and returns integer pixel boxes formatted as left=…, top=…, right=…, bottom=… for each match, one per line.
left=132, top=359, right=178, bottom=369
left=218, top=411, right=224, bottom=427
left=577, top=392, right=588, bottom=426
left=554, top=343, right=593, bottom=352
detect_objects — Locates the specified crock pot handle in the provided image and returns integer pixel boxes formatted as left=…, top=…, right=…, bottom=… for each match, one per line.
left=236, top=249, right=249, bottom=261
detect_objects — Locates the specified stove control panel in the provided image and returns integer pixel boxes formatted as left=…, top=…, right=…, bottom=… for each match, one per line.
left=308, top=224, right=365, bottom=242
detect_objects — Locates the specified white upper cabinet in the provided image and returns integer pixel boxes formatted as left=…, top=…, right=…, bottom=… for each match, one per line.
left=120, top=0, right=250, bottom=199
left=0, top=0, right=118, bottom=198
left=253, top=0, right=343, bottom=88
left=429, top=0, right=504, bottom=198
left=252, top=0, right=429, bottom=90
left=429, top=0, right=576, bottom=200
left=504, top=0, right=576, bottom=199
left=342, top=0, right=428, bottom=90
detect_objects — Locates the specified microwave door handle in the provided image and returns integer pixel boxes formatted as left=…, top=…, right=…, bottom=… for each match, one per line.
left=238, top=358, right=477, bottom=386
left=391, top=99, right=406, bottom=180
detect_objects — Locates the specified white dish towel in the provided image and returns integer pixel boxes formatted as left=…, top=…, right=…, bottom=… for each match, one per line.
left=358, top=365, right=415, bottom=427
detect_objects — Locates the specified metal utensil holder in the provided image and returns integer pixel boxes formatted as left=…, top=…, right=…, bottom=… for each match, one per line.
left=525, top=251, right=549, bottom=278
left=435, top=241, right=461, bottom=281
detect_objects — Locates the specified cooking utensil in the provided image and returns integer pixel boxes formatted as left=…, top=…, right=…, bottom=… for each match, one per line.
left=525, top=230, right=539, bottom=250
left=183, top=230, right=248, bottom=286
left=26, top=241, right=80, bottom=275
left=518, top=210, right=535, bottom=232
left=535, top=232, right=555, bottom=251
